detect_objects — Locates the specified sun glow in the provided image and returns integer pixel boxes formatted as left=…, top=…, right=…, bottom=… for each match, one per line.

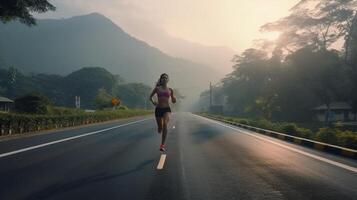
left=36, top=0, right=298, bottom=52
left=260, top=31, right=281, bottom=41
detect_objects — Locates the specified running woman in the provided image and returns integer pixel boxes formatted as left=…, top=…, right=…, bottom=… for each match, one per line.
left=149, top=73, right=176, bottom=151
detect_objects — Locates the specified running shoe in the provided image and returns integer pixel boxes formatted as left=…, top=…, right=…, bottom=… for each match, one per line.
left=159, top=144, right=166, bottom=151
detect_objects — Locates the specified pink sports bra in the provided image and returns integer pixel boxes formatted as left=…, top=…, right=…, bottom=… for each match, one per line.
left=157, top=88, right=171, bottom=98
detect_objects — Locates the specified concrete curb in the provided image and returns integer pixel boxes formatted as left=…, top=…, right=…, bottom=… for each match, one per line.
left=201, top=115, right=357, bottom=160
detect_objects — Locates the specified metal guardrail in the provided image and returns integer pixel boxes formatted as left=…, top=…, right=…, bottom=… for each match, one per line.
left=202, top=115, right=357, bottom=160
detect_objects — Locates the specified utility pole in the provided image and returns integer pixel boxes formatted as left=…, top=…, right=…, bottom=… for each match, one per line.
left=210, top=82, right=212, bottom=111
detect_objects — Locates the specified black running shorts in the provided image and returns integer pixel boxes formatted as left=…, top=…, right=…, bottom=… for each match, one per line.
left=155, top=107, right=171, bottom=118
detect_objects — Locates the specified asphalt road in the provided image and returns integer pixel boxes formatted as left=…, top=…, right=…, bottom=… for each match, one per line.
left=0, top=113, right=356, bottom=200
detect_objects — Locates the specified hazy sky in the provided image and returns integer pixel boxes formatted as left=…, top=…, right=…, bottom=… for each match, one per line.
left=38, top=0, right=300, bottom=52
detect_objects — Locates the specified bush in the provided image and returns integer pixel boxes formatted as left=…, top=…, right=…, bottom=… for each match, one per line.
left=315, top=128, right=338, bottom=145
left=47, top=106, right=85, bottom=115
left=252, top=119, right=274, bottom=130
left=94, top=88, right=113, bottom=109
left=15, top=93, right=50, bottom=114
left=296, top=127, right=314, bottom=138
left=338, top=131, right=357, bottom=149
left=237, top=119, right=249, bottom=125
left=315, top=128, right=357, bottom=149
left=280, top=123, right=299, bottom=136
left=117, top=105, right=128, bottom=110
left=0, top=109, right=153, bottom=136
left=204, top=113, right=356, bottom=150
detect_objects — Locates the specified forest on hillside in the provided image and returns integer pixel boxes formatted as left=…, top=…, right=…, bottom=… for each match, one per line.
left=0, top=66, right=155, bottom=109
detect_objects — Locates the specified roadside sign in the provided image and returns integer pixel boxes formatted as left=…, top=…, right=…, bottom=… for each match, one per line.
left=111, top=97, right=120, bottom=106
left=75, top=96, right=81, bottom=109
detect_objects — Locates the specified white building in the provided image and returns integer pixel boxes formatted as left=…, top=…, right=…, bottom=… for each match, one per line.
left=314, top=102, right=355, bottom=122
left=0, top=96, right=14, bottom=112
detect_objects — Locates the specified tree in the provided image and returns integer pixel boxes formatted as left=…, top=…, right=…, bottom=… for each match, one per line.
left=114, top=83, right=152, bottom=109
left=14, top=92, right=50, bottom=114
left=94, top=88, right=112, bottom=109
left=1, top=67, right=35, bottom=98
left=345, top=12, right=357, bottom=120
left=0, top=0, right=55, bottom=26
left=210, top=45, right=346, bottom=122
left=272, top=65, right=318, bottom=122
left=261, top=0, right=357, bottom=52
left=5, top=66, right=18, bottom=97
left=202, top=0, right=355, bottom=123
left=262, top=0, right=357, bottom=122
left=64, top=67, right=117, bottom=108
left=222, top=49, right=278, bottom=116
left=286, top=47, right=345, bottom=124
left=245, top=94, right=280, bottom=120
left=31, top=74, right=66, bottom=106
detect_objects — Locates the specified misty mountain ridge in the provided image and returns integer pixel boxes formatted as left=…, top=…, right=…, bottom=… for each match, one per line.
left=0, top=13, right=223, bottom=108
left=123, top=20, right=236, bottom=73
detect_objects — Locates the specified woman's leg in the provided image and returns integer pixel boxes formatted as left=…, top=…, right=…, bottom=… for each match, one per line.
left=161, top=112, right=170, bottom=145
left=155, top=116, right=163, bottom=133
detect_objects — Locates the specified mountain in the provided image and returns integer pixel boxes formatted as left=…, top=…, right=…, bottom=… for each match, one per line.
left=122, top=21, right=236, bottom=73
left=159, top=38, right=236, bottom=74
left=0, top=13, right=223, bottom=109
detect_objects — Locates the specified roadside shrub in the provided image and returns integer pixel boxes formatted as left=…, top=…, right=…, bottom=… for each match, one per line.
left=338, top=131, right=357, bottom=149
left=315, top=128, right=357, bottom=149
left=47, top=106, right=84, bottom=115
left=296, top=127, right=314, bottom=139
left=15, top=93, right=50, bottom=114
left=226, top=117, right=235, bottom=121
left=280, top=123, right=299, bottom=136
left=0, top=109, right=152, bottom=136
left=117, top=105, right=128, bottom=110
left=252, top=119, right=274, bottom=130
left=279, top=123, right=313, bottom=139
left=237, top=119, right=249, bottom=125
left=204, top=113, right=356, bottom=150
left=315, top=128, right=339, bottom=145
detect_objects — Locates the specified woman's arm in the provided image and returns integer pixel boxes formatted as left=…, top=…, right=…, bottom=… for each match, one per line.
left=170, top=88, right=176, bottom=103
left=149, top=87, right=158, bottom=106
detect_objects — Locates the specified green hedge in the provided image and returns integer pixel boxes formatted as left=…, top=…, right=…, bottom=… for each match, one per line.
left=0, top=109, right=152, bottom=136
left=316, top=128, right=357, bottom=149
left=201, top=113, right=356, bottom=150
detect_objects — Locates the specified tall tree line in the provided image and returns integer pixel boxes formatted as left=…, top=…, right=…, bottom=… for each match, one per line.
left=201, top=0, right=357, bottom=122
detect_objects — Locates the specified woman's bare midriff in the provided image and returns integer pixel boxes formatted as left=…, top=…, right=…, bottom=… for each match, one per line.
left=157, top=97, right=170, bottom=108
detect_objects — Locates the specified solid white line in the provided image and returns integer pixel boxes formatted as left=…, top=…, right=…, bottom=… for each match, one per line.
left=195, top=115, right=357, bottom=173
left=0, top=118, right=151, bottom=159
left=157, top=154, right=167, bottom=170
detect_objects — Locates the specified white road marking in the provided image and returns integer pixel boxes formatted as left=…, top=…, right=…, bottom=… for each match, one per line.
left=0, top=118, right=151, bottom=159
left=157, top=154, right=167, bottom=170
left=196, top=115, right=357, bottom=173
